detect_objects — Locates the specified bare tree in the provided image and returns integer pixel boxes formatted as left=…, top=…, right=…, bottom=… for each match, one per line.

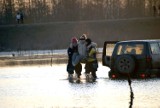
left=0, top=0, right=159, bottom=24
left=3, top=0, right=14, bottom=24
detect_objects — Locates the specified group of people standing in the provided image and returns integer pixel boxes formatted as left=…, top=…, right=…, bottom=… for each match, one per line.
left=16, top=12, right=24, bottom=24
left=67, top=34, right=98, bottom=81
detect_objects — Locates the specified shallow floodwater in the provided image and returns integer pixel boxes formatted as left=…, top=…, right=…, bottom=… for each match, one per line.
left=0, top=64, right=160, bottom=108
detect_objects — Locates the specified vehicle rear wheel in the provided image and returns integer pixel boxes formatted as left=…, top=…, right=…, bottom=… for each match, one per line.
left=115, top=55, right=135, bottom=74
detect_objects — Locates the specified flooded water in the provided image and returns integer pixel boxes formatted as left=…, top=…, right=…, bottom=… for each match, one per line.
left=0, top=64, right=160, bottom=108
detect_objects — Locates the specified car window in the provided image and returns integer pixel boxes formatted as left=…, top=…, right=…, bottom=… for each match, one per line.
left=150, top=43, right=160, bottom=54
left=116, top=43, right=144, bottom=55
left=106, top=44, right=115, bottom=56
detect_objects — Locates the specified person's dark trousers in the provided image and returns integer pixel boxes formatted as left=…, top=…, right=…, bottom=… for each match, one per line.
left=21, top=18, right=24, bottom=23
left=75, top=63, right=82, bottom=78
left=17, top=19, right=20, bottom=24
left=91, top=71, right=97, bottom=79
left=85, top=61, right=98, bottom=78
left=67, top=62, right=82, bottom=76
left=67, top=63, right=74, bottom=74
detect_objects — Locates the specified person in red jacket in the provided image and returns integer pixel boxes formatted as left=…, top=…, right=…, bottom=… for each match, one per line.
left=67, top=37, right=82, bottom=80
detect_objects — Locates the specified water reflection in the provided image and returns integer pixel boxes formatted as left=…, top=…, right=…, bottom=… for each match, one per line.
left=0, top=64, right=160, bottom=108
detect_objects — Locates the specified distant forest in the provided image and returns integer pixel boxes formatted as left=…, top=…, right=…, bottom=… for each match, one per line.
left=0, top=0, right=160, bottom=24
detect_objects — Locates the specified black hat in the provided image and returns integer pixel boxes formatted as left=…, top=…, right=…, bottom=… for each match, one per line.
left=85, top=38, right=92, bottom=46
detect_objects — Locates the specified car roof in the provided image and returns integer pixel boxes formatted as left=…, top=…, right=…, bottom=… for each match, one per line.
left=117, top=39, right=160, bottom=44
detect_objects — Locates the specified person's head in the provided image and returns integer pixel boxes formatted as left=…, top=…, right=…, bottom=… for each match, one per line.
left=85, top=38, right=92, bottom=46
left=79, top=34, right=87, bottom=40
left=79, top=34, right=87, bottom=44
left=71, top=37, right=78, bottom=47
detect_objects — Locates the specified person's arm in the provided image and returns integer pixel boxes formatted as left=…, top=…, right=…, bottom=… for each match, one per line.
left=68, top=47, right=72, bottom=54
left=89, top=48, right=96, bottom=57
left=68, top=48, right=73, bottom=59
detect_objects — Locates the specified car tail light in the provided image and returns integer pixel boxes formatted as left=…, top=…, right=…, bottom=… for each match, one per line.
left=112, top=74, right=116, bottom=78
left=140, top=74, right=146, bottom=78
left=146, top=56, right=152, bottom=62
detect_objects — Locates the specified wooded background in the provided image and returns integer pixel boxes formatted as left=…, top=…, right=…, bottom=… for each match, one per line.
left=0, top=0, right=160, bottom=24
left=1, top=18, right=160, bottom=51
left=0, top=0, right=160, bottom=51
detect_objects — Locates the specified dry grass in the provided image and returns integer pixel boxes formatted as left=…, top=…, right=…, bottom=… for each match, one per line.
left=0, top=17, right=159, bottom=66
left=0, top=54, right=67, bottom=66
left=0, top=17, right=160, bottom=50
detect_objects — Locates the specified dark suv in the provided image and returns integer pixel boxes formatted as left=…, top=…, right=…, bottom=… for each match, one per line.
left=102, top=40, right=160, bottom=79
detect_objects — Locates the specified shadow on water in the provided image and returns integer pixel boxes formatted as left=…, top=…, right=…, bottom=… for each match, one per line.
left=128, top=76, right=134, bottom=108
left=100, top=76, right=135, bottom=108
left=67, top=75, right=134, bottom=108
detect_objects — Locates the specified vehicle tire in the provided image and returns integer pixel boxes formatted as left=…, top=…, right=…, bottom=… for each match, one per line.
left=115, top=55, right=135, bottom=74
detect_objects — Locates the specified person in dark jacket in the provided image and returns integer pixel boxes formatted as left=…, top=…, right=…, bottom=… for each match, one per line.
left=67, top=37, right=82, bottom=80
left=20, top=12, right=24, bottom=24
left=85, top=38, right=98, bottom=80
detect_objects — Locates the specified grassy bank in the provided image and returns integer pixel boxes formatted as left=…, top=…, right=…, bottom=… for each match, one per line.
left=0, top=54, right=67, bottom=66
left=0, top=17, right=160, bottom=50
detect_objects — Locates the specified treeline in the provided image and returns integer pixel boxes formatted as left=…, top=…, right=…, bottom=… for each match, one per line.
left=0, top=0, right=160, bottom=24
